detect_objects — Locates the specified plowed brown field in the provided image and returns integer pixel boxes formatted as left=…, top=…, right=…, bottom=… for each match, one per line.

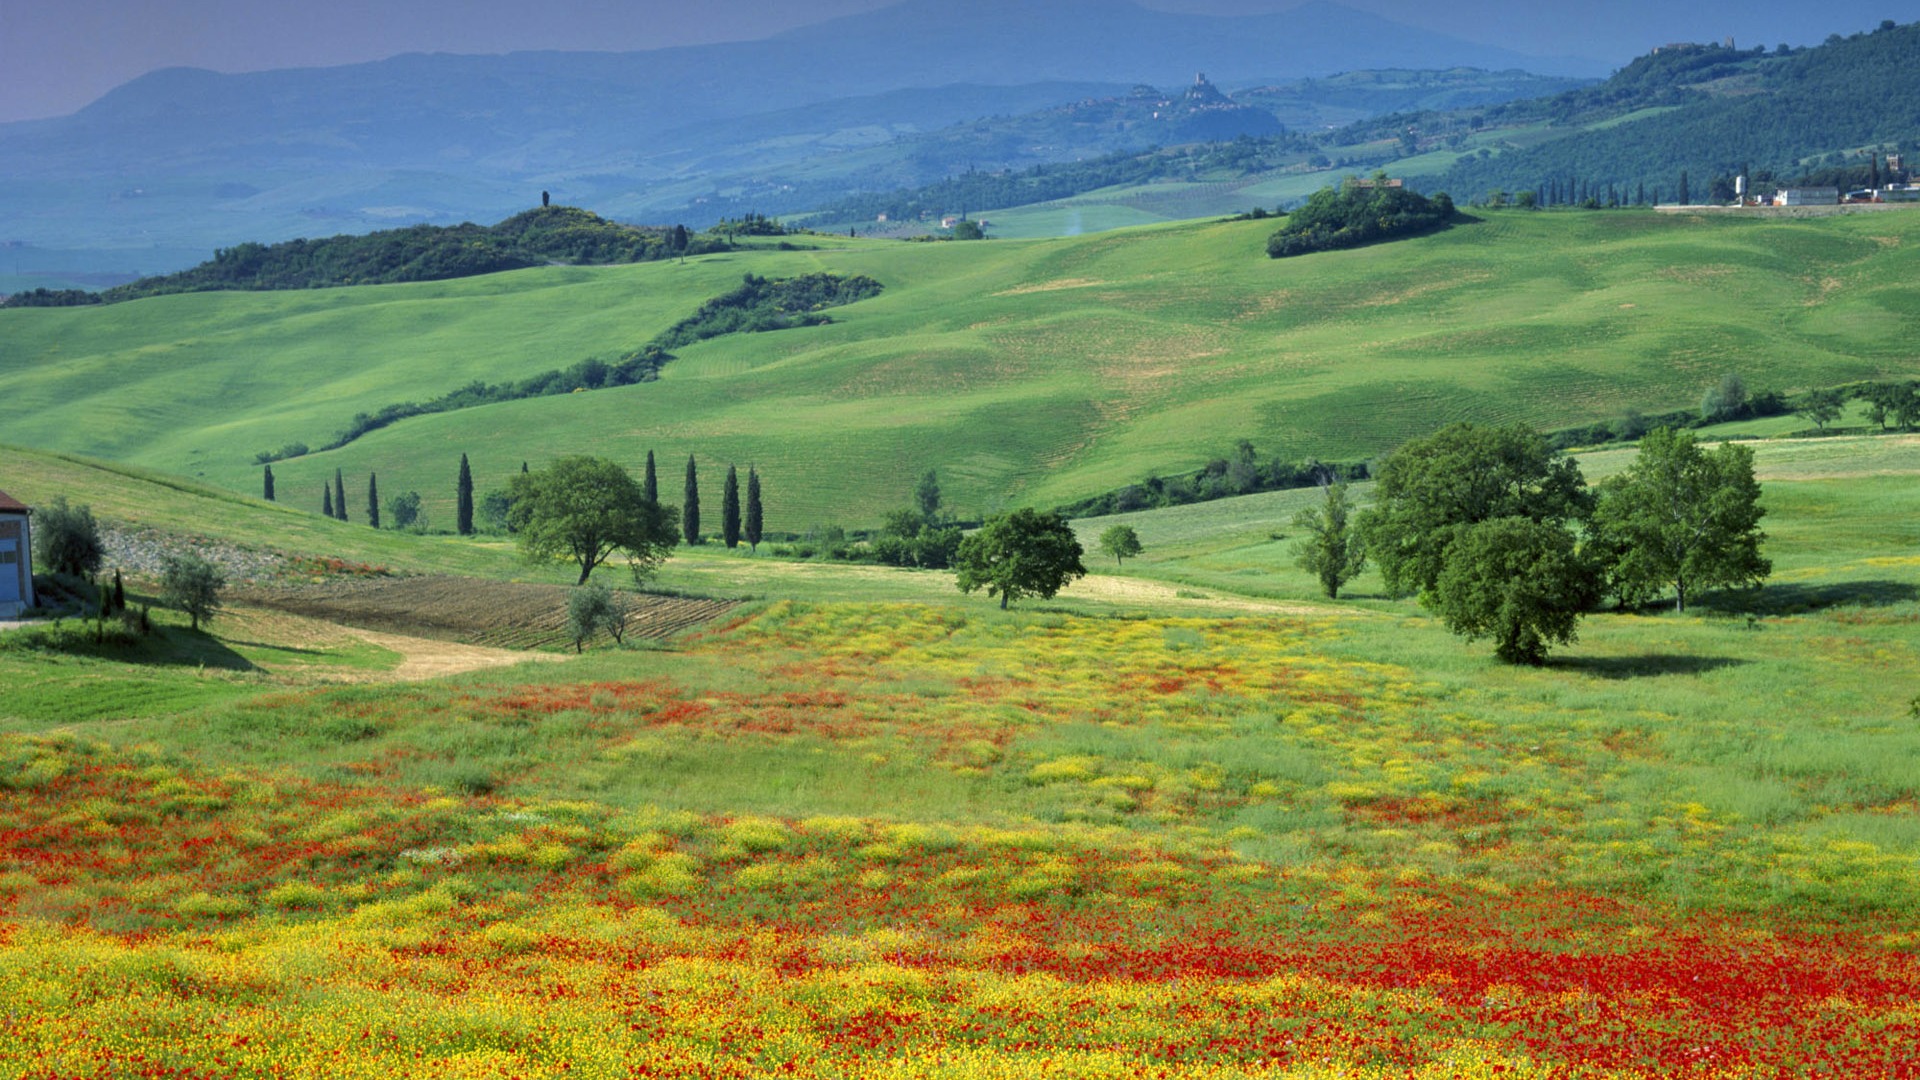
left=232, top=575, right=733, bottom=650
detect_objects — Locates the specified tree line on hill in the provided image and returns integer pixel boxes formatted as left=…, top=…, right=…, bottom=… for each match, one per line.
left=6, top=208, right=726, bottom=307
left=252, top=272, right=883, bottom=464
left=1440, top=22, right=1920, bottom=207
left=279, top=450, right=765, bottom=561
left=1055, top=441, right=1368, bottom=519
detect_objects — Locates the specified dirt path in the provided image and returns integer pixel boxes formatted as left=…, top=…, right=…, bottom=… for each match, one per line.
left=347, top=627, right=565, bottom=681
left=1062, top=573, right=1360, bottom=616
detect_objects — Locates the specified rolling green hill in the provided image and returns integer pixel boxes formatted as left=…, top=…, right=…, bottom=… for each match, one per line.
left=6, top=209, right=1920, bottom=532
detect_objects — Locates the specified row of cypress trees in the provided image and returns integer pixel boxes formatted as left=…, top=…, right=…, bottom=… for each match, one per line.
left=667, top=450, right=762, bottom=550
left=267, top=451, right=765, bottom=548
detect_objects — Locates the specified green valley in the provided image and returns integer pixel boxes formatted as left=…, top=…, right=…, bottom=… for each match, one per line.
left=6, top=207, right=1918, bottom=531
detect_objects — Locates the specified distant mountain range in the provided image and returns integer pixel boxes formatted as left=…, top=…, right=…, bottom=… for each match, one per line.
left=0, top=0, right=1599, bottom=283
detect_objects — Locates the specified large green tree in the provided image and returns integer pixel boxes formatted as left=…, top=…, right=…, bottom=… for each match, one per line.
left=954, top=508, right=1087, bottom=609
left=1291, top=483, right=1367, bottom=598
left=1432, top=517, right=1596, bottom=665
left=1591, top=427, right=1769, bottom=612
left=507, top=456, right=678, bottom=585
left=1359, top=422, right=1588, bottom=599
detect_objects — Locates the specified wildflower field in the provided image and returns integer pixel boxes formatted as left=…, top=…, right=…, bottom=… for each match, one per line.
left=4, top=436, right=1919, bottom=1077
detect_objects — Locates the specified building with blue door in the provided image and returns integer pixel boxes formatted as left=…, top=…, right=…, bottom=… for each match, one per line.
left=0, top=490, right=35, bottom=617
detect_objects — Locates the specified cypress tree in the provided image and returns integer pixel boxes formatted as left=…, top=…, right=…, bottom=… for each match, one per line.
left=644, top=450, right=658, bottom=504
left=722, top=465, right=741, bottom=549
left=112, top=569, right=126, bottom=612
left=456, top=453, right=474, bottom=535
left=522, top=461, right=529, bottom=474
left=323, top=485, right=334, bottom=518
left=1679, top=171, right=1690, bottom=205
left=368, top=473, right=381, bottom=529
left=683, top=455, right=700, bottom=545
left=263, top=464, right=275, bottom=501
left=334, top=469, right=348, bottom=522
left=745, top=467, right=763, bottom=553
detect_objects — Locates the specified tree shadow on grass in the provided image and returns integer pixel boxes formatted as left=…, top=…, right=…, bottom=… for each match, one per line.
left=2, top=620, right=258, bottom=672
left=1549, top=654, right=1750, bottom=680
left=1697, top=580, right=1920, bottom=616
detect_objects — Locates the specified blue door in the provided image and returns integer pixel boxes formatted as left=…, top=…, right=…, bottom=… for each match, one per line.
left=0, top=539, right=18, bottom=605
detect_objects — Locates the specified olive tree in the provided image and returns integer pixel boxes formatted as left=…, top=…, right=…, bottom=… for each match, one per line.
left=35, top=496, right=105, bottom=578
left=160, top=552, right=225, bottom=631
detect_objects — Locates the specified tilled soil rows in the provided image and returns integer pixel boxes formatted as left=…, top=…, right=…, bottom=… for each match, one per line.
left=233, top=575, right=733, bottom=650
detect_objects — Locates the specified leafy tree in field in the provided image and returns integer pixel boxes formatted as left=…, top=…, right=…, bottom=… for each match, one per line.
left=387, top=490, right=424, bottom=531
left=566, top=581, right=629, bottom=653
left=1857, top=383, right=1902, bottom=430
left=682, top=456, right=701, bottom=545
left=1700, top=374, right=1748, bottom=423
left=722, top=465, right=742, bottom=549
left=480, top=490, right=513, bottom=533
left=1291, top=483, right=1367, bottom=598
left=643, top=451, right=658, bottom=504
left=1794, top=387, right=1845, bottom=431
left=160, top=552, right=225, bottom=632
left=1098, top=524, right=1144, bottom=568
left=1591, top=427, right=1769, bottom=612
left=456, top=454, right=474, bottom=535
left=1432, top=517, right=1596, bottom=665
left=915, top=470, right=942, bottom=521
left=367, top=473, right=381, bottom=529
left=263, top=465, right=275, bottom=502
left=333, top=469, right=348, bottom=522
left=507, top=456, right=678, bottom=585
left=36, top=496, right=104, bottom=578
left=745, top=467, right=763, bottom=552
left=323, top=486, right=334, bottom=518
left=954, top=508, right=1087, bottom=609
left=1359, top=422, right=1588, bottom=600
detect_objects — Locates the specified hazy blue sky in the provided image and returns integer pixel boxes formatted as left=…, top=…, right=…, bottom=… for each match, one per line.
left=0, top=0, right=1885, bottom=123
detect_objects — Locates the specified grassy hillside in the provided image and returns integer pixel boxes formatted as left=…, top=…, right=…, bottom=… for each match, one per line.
left=6, top=210, right=1920, bottom=530
left=3, top=436, right=1919, bottom=1077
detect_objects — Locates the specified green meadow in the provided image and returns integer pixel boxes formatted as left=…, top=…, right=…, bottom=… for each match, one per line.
left=6, top=431, right=1919, bottom=913
left=5, top=209, right=1919, bottom=532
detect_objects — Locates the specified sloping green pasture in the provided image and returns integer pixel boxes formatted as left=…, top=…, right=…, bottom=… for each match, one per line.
left=4, top=210, right=1918, bottom=532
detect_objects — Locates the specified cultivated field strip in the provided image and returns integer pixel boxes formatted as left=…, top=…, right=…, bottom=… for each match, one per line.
left=234, top=575, right=733, bottom=650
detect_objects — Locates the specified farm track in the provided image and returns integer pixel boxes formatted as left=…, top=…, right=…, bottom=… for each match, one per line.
left=231, top=575, right=735, bottom=650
